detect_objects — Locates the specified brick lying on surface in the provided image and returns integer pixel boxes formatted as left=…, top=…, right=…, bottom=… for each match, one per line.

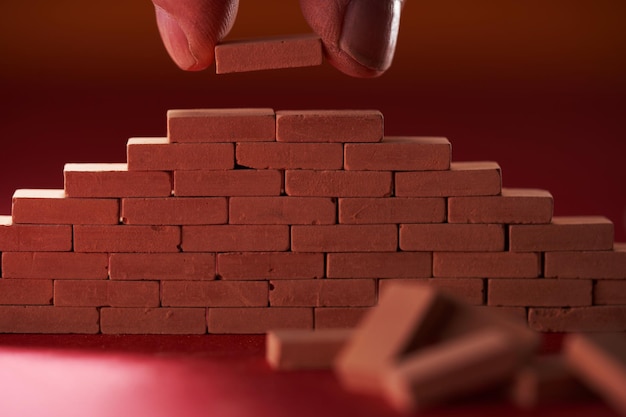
left=0, top=279, right=52, bottom=305
left=217, top=252, right=324, bottom=280
left=266, top=329, right=353, bottom=370
left=327, top=252, right=431, bottom=279
left=564, top=333, right=626, bottom=416
left=276, top=110, right=383, bottom=143
left=314, top=307, right=370, bottom=329
left=509, top=216, right=614, bottom=252
left=529, top=306, right=626, bottom=332
left=215, top=34, right=322, bottom=74
left=448, top=188, right=553, bottom=224
left=183, top=225, right=289, bottom=252
left=488, top=279, right=592, bottom=307
left=433, top=252, right=541, bottom=278
left=544, top=243, right=626, bottom=278
left=400, top=224, right=505, bottom=252
left=344, top=137, right=451, bottom=171
left=379, top=278, right=485, bottom=306
left=74, top=225, right=180, bottom=253
left=0, top=217, right=72, bottom=252
left=285, top=170, right=392, bottom=197
left=473, top=306, right=528, bottom=324
left=594, top=280, right=626, bottom=305
left=174, top=170, right=282, bottom=197
left=121, top=197, right=228, bottom=225
left=0, top=306, right=99, bottom=333
left=229, top=197, right=336, bottom=225
left=168, top=108, right=275, bottom=143
left=64, top=163, right=172, bottom=198
left=109, top=253, right=215, bottom=280
left=339, top=198, right=445, bottom=224
left=236, top=142, right=343, bottom=170
left=269, top=279, right=376, bottom=307
left=127, top=138, right=234, bottom=170
left=100, top=307, right=206, bottom=334
left=54, top=280, right=159, bottom=307
left=292, top=225, right=397, bottom=252
left=12, top=189, right=119, bottom=225
left=2, top=252, right=108, bottom=279
left=161, top=281, right=268, bottom=307
left=395, top=161, right=502, bottom=197
left=207, top=307, right=313, bottom=334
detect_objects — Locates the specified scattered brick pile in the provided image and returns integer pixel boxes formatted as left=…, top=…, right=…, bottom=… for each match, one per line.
left=0, top=108, right=624, bottom=334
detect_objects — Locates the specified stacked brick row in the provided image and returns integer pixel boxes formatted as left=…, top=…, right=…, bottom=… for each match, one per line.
left=0, top=108, right=624, bottom=334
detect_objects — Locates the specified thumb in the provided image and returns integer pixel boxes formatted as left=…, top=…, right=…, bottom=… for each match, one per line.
left=152, top=0, right=239, bottom=71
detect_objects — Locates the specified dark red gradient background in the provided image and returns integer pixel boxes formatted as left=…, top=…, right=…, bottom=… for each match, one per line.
left=1, top=1, right=625, bottom=240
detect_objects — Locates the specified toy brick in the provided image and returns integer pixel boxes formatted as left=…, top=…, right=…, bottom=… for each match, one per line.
left=448, top=188, right=553, bottom=224
left=236, top=142, right=343, bottom=170
left=100, top=307, right=206, bottom=334
left=291, top=225, right=397, bottom=252
left=54, top=280, right=159, bottom=307
left=564, top=333, right=626, bottom=416
left=344, top=137, right=451, bottom=171
left=433, top=252, right=541, bottom=278
left=229, top=197, right=336, bottom=225
left=109, top=253, right=215, bottom=280
left=215, top=34, right=322, bottom=73
left=488, top=279, right=592, bottom=307
left=379, top=278, right=485, bottom=305
left=285, top=170, right=392, bottom=197
left=174, top=170, right=282, bottom=197
left=395, top=161, right=502, bottom=197
left=276, top=110, right=383, bottom=143
left=2, top=252, right=108, bottom=279
left=64, top=163, right=172, bottom=198
left=121, top=197, right=227, bottom=225
left=594, top=280, right=626, bottom=305
left=167, top=108, right=275, bottom=143
left=161, top=281, right=268, bottom=307
left=509, top=216, right=614, bottom=252
left=74, top=225, right=180, bottom=253
left=127, top=138, right=234, bottom=170
left=529, top=306, right=626, bottom=332
left=207, top=307, right=313, bottom=334
left=269, top=279, right=377, bottom=307
left=182, top=225, right=289, bottom=252
left=0, top=217, right=72, bottom=252
left=339, top=197, right=445, bottom=224
left=544, top=244, right=626, bottom=278
left=266, top=328, right=353, bottom=370
left=217, top=252, right=324, bottom=280
left=400, top=224, right=505, bottom=252
left=473, top=306, right=528, bottom=324
left=314, top=307, right=371, bottom=329
left=327, top=252, right=431, bottom=279
left=0, top=279, right=52, bottom=305
left=12, top=189, right=119, bottom=225
left=0, top=306, right=99, bottom=333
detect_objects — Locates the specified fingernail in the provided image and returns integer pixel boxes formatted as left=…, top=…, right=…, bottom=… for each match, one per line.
left=155, top=6, right=199, bottom=70
left=339, top=0, right=402, bottom=72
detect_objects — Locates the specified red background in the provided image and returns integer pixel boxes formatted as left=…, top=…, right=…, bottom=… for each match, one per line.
left=0, top=0, right=625, bottom=241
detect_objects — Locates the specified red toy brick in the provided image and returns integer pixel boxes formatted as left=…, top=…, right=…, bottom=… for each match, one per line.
left=400, top=224, right=505, bottom=252
left=64, top=163, right=172, bottom=198
left=121, top=197, right=228, bottom=225
left=529, top=306, right=626, bottom=332
left=488, top=279, right=592, bottom=307
left=433, top=252, right=541, bottom=278
left=448, top=188, right=553, bottom=224
left=54, top=280, right=159, bottom=307
left=174, top=170, right=282, bottom=197
left=327, top=252, right=431, bottom=279
left=101, top=307, right=207, bottom=334
left=236, top=142, right=343, bottom=170
left=544, top=244, right=626, bottom=278
left=2, top=252, right=108, bottom=279
left=229, top=197, right=336, bottom=225
left=0, top=217, right=72, bottom=252
left=161, top=281, right=268, bottom=307
left=207, top=307, right=313, bottom=334
left=74, top=225, right=181, bottom=253
left=344, top=137, right=451, bottom=171
left=12, top=189, right=119, bottom=225
left=285, top=170, right=392, bottom=197
left=217, top=252, right=324, bottom=280
left=183, top=225, right=290, bottom=252
left=291, top=225, right=397, bottom=252
left=269, top=279, right=376, bottom=307
left=314, top=307, right=371, bottom=329
left=168, top=108, right=275, bottom=143
left=276, top=110, right=383, bottom=143
left=339, top=197, right=445, bottom=224
left=473, top=306, right=528, bottom=323
left=109, top=253, right=215, bottom=280
left=215, top=34, right=322, bottom=73
left=379, top=278, right=484, bottom=305
left=0, top=279, right=53, bottom=305
left=127, top=138, right=234, bottom=170
left=594, top=280, right=626, bottom=305
left=0, top=306, right=99, bottom=333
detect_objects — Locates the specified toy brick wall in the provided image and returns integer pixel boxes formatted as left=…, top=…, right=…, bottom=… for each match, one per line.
left=0, top=108, right=624, bottom=334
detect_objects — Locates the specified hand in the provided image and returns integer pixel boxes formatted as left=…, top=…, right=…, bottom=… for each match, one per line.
left=151, top=0, right=405, bottom=78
